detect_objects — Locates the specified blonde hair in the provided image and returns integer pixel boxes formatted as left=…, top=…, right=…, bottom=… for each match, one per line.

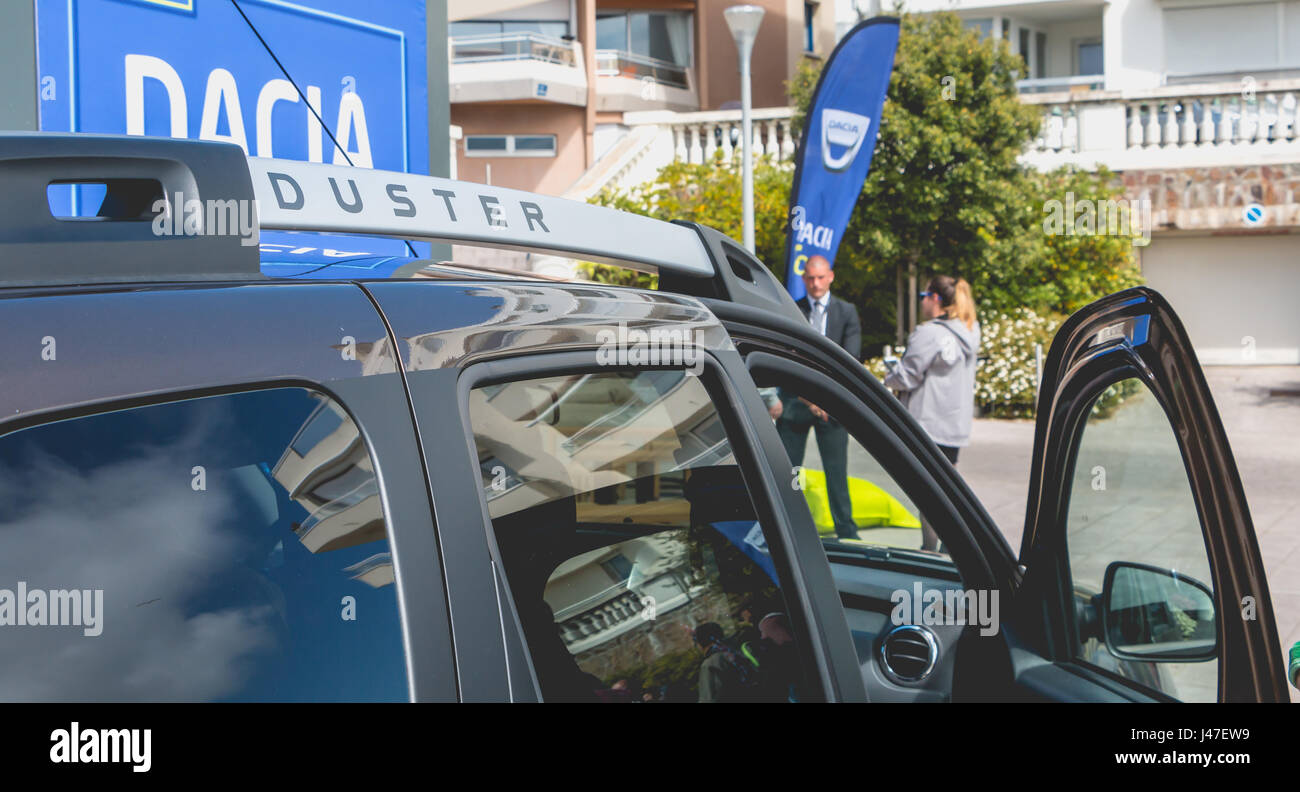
left=927, top=275, right=978, bottom=330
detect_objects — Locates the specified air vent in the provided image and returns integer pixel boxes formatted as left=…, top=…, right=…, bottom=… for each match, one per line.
left=879, top=624, right=938, bottom=684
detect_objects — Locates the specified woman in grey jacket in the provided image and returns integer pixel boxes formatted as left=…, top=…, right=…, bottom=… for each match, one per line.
left=883, top=275, right=980, bottom=551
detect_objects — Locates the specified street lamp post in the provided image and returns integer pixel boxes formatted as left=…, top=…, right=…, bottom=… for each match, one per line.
left=724, top=4, right=764, bottom=254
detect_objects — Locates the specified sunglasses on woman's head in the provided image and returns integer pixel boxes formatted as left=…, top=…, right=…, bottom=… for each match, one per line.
left=918, top=291, right=934, bottom=299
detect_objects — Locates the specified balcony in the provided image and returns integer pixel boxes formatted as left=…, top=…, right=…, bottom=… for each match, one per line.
left=1022, top=78, right=1300, bottom=171
left=1017, top=74, right=1104, bottom=94
left=450, top=32, right=587, bottom=106
left=595, top=50, right=697, bottom=112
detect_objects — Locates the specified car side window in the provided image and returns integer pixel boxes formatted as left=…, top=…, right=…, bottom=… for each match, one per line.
left=1065, top=379, right=1218, bottom=702
left=755, top=383, right=944, bottom=559
left=0, top=388, right=407, bottom=702
left=469, top=370, right=809, bottom=703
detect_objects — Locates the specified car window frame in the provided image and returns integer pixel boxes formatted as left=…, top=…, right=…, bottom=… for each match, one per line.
left=451, top=349, right=867, bottom=703
left=701, top=297, right=1019, bottom=596
left=0, top=380, right=442, bottom=702
left=1019, top=288, right=1288, bottom=702
left=0, top=282, right=455, bottom=702
left=1026, top=358, right=1220, bottom=702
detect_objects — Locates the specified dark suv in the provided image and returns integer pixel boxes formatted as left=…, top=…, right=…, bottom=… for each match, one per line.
left=0, top=133, right=1286, bottom=702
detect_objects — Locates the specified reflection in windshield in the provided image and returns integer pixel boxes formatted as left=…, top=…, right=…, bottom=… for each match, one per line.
left=0, top=389, right=405, bottom=701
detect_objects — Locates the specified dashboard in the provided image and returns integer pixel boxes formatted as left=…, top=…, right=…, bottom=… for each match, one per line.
left=827, top=546, right=973, bottom=703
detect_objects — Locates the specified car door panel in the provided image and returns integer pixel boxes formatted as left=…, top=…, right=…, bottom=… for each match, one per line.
left=363, top=281, right=867, bottom=702
left=702, top=285, right=1283, bottom=702
left=1019, top=287, right=1287, bottom=702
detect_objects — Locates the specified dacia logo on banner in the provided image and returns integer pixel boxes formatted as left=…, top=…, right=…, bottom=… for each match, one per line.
left=821, top=108, right=872, bottom=172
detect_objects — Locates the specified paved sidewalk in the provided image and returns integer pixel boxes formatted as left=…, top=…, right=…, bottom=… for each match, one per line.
left=958, top=366, right=1300, bottom=702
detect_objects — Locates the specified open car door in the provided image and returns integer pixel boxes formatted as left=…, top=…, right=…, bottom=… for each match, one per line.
left=1015, top=287, right=1288, bottom=702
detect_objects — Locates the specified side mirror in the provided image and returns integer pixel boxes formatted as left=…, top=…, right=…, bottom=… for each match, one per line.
left=1101, top=561, right=1216, bottom=662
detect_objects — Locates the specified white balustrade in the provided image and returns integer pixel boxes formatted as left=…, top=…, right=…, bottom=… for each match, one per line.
left=1024, top=80, right=1300, bottom=161
left=1145, top=103, right=1161, bottom=148
left=581, top=80, right=1300, bottom=199
left=688, top=125, right=703, bottom=164
left=1163, top=103, right=1179, bottom=148
left=1199, top=101, right=1216, bottom=147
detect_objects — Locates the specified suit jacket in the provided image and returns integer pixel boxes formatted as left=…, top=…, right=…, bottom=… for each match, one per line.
left=796, top=293, right=862, bottom=361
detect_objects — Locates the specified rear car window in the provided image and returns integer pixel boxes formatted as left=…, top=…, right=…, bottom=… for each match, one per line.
left=470, top=369, right=809, bottom=703
left=0, top=388, right=406, bottom=701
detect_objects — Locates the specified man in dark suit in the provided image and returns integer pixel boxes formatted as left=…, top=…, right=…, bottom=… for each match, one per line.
left=777, top=255, right=861, bottom=540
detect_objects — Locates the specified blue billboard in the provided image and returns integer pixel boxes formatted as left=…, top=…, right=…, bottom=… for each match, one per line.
left=35, top=0, right=430, bottom=261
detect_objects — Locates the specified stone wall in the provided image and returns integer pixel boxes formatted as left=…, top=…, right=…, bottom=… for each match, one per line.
left=1121, top=163, right=1300, bottom=231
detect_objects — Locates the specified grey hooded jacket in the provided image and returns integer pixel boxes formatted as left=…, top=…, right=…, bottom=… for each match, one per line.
left=882, top=317, right=981, bottom=448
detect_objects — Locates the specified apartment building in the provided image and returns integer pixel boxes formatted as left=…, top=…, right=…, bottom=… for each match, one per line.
left=447, top=0, right=836, bottom=195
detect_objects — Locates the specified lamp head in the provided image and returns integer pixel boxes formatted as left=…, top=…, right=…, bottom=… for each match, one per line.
left=724, top=5, right=765, bottom=57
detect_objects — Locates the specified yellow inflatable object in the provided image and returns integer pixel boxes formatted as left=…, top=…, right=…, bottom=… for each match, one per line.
left=799, top=468, right=921, bottom=534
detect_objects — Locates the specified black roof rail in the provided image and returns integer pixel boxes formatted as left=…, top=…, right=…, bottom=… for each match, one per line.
left=663, top=221, right=805, bottom=324
left=0, top=133, right=261, bottom=287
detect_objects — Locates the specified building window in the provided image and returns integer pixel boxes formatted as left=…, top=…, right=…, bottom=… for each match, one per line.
left=595, top=11, right=693, bottom=67
left=449, top=20, right=570, bottom=40
left=465, top=134, right=558, bottom=158
left=964, top=18, right=992, bottom=37
left=804, top=2, right=816, bottom=53
left=1076, top=39, right=1103, bottom=76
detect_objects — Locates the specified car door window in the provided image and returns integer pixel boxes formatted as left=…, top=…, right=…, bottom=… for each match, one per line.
left=0, top=388, right=407, bottom=702
left=468, top=369, right=809, bottom=702
left=757, top=383, right=946, bottom=559
left=1065, top=379, right=1218, bottom=702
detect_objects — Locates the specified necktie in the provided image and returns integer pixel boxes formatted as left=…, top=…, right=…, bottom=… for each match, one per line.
left=810, top=300, right=825, bottom=335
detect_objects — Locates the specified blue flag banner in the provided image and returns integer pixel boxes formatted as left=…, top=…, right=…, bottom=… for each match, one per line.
left=784, top=17, right=900, bottom=301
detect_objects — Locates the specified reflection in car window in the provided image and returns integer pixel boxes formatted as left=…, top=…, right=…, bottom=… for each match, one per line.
left=470, top=370, right=806, bottom=702
left=0, top=389, right=406, bottom=702
left=1066, top=380, right=1217, bottom=702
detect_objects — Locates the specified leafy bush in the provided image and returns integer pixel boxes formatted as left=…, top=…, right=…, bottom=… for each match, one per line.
left=973, top=309, right=1061, bottom=418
